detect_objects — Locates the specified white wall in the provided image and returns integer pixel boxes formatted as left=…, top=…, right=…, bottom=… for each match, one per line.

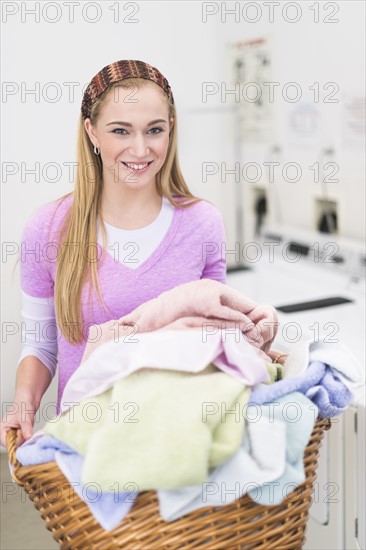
left=0, top=0, right=229, bottom=440
left=1, top=1, right=365, bottom=438
left=208, top=0, right=365, bottom=243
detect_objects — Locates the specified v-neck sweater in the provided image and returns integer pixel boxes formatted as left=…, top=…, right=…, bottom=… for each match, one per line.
left=19, top=192, right=227, bottom=414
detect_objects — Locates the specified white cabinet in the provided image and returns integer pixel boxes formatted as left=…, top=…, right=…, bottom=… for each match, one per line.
left=345, top=405, right=365, bottom=550
left=304, top=414, right=344, bottom=549
left=304, top=406, right=365, bottom=550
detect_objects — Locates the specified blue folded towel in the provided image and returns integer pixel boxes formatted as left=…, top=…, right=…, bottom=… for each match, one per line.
left=14, top=434, right=137, bottom=531
left=15, top=434, right=75, bottom=464
left=249, top=360, right=351, bottom=417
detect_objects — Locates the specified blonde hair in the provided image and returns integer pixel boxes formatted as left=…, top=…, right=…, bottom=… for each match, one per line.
left=15, top=78, right=205, bottom=345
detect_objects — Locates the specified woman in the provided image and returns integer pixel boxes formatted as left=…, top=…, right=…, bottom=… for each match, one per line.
left=1, top=59, right=287, bottom=448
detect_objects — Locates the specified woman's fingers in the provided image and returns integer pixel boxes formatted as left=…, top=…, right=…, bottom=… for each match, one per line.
left=0, top=424, right=19, bottom=448
left=0, top=412, right=34, bottom=449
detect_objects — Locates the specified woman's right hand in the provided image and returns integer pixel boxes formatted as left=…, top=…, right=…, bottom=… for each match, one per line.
left=0, top=401, right=35, bottom=449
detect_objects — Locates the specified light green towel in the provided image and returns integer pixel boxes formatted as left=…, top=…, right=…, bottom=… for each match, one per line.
left=44, top=363, right=250, bottom=491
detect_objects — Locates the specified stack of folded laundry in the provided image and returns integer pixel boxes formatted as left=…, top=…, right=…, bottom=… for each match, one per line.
left=12, top=279, right=365, bottom=531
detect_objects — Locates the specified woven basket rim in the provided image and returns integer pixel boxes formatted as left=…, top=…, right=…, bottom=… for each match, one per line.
left=5, top=418, right=332, bottom=549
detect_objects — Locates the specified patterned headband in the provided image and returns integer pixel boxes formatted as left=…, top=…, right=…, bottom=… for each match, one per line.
left=81, top=59, right=174, bottom=119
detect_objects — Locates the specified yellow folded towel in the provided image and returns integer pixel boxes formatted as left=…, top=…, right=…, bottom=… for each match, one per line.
left=44, top=363, right=250, bottom=490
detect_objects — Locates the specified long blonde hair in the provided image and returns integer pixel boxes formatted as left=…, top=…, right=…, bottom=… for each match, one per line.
left=22, top=78, right=205, bottom=345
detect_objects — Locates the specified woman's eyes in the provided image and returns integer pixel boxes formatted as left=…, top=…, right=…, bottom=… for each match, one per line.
left=111, top=127, right=163, bottom=135
left=149, top=127, right=163, bottom=135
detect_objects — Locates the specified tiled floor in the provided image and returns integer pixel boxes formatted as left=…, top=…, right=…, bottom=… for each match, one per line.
left=0, top=453, right=59, bottom=549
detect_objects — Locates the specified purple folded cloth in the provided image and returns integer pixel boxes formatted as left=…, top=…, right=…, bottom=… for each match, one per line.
left=14, top=434, right=138, bottom=531
left=249, top=360, right=352, bottom=417
left=15, top=434, right=75, bottom=465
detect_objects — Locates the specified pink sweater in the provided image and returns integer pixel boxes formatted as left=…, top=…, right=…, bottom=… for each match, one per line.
left=19, top=193, right=227, bottom=413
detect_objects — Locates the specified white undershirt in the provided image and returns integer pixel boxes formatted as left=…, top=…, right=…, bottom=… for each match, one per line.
left=97, top=195, right=173, bottom=267
left=17, top=197, right=174, bottom=376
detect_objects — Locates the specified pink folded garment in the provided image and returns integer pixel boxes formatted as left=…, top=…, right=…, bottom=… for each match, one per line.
left=82, top=279, right=278, bottom=365
left=118, top=279, right=278, bottom=350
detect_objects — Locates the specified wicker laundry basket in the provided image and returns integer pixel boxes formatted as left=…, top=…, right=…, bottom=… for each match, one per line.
left=6, top=418, right=331, bottom=550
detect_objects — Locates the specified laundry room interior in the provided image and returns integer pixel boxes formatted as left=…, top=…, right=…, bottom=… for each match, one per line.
left=1, top=1, right=365, bottom=549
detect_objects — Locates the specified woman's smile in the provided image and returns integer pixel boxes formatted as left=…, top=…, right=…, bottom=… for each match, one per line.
left=121, top=160, right=154, bottom=173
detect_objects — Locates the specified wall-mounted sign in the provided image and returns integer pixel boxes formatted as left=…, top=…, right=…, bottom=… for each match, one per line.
left=342, top=92, right=365, bottom=149
left=227, top=35, right=274, bottom=143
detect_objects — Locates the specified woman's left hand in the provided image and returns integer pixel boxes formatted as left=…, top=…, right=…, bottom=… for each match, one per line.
left=267, top=350, right=289, bottom=365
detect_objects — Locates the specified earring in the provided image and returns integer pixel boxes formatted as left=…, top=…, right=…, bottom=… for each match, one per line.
left=94, top=144, right=100, bottom=155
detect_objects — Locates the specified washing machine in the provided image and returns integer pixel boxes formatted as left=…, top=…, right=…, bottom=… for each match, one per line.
left=226, top=224, right=366, bottom=550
